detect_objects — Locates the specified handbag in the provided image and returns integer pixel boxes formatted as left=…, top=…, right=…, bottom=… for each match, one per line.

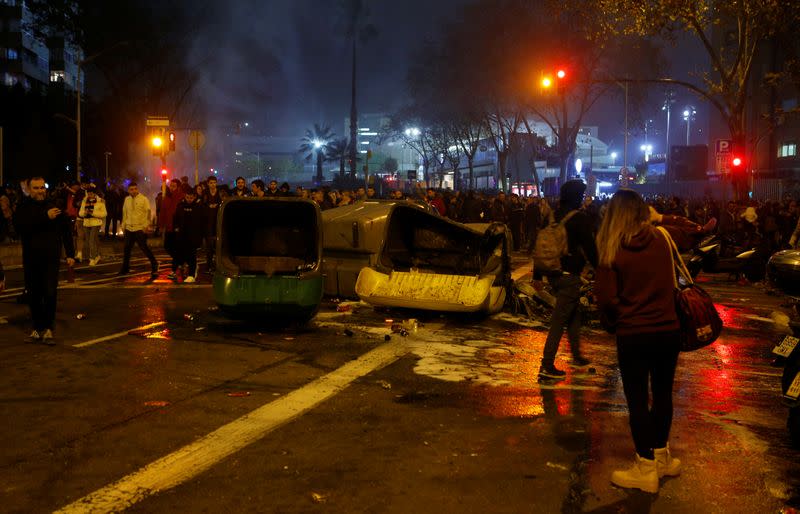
left=657, top=227, right=723, bottom=351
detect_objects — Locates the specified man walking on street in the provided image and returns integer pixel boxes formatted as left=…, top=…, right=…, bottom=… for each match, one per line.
left=538, top=180, right=599, bottom=380
left=13, top=177, right=75, bottom=344
left=119, top=182, right=159, bottom=279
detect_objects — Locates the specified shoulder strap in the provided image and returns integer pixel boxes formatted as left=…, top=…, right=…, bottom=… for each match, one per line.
left=656, top=226, right=693, bottom=287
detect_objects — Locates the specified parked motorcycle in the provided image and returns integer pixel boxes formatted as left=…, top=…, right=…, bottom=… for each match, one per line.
left=774, top=322, right=800, bottom=449
left=699, top=234, right=767, bottom=282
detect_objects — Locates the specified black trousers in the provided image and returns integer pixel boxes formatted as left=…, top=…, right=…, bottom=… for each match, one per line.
left=121, top=230, right=157, bottom=273
left=617, top=330, right=681, bottom=459
left=175, top=243, right=198, bottom=277
left=24, top=253, right=60, bottom=331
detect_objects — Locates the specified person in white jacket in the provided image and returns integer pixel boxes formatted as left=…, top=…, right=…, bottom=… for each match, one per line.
left=78, top=184, right=107, bottom=266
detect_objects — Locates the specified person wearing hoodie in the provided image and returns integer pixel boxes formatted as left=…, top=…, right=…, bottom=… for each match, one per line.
left=172, top=188, right=206, bottom=282
left=538, top=179, right=599, bottom=380
left=594, top=189, right=682, bottom=494
left=78, top=184, right=107, bottom=266
left=158, top=179, right=185, bottom=279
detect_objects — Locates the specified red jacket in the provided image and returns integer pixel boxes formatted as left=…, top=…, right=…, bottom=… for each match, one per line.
left=158, top=189, right=185, bottom=231
left=595, top=225, right=680, bottom=336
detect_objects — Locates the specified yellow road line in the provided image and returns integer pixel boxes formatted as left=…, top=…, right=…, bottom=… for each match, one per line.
left=72, top=321, right=167, bottom=348
left=56, top=341, right=407, bottom=513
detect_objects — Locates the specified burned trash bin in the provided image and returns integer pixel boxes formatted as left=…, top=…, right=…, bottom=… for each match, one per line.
left=213, top=197, right=324, bottom=321
left=325, top=201, right=510, bottom=313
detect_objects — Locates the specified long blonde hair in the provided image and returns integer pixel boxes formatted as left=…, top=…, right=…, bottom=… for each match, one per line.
left=596, top=189, right=650, bottom=267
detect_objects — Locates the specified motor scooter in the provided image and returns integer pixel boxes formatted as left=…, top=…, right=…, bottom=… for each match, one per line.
left=699, top=233, right=767, bottom=282
left=773, top=321, right=800, bottom=449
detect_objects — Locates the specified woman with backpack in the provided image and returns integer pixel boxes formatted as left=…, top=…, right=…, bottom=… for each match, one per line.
left=594, top=189, right=682, bottom=494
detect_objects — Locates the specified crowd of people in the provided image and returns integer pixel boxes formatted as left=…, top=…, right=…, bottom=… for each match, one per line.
left=5, top=172, right=799, bottom=494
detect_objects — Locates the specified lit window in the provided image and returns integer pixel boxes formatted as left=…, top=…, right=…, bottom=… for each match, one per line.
left=778, top=143, right=797, bottom=158
left=7, top=48, right=18, bottom=60
left=50, top=70, right=65, bottom=82
left=3, top=72, right=17, bottom=86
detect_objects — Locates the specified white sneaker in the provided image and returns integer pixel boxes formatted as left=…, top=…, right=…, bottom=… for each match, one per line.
left=184, top=276, right=196, bottom=283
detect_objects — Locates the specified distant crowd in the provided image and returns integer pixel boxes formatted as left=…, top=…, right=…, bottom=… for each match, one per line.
left=2, top=175, right=800, bottom=258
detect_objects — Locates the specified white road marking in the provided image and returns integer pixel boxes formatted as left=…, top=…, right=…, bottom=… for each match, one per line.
left=55, top=341, right=407, bottom=513
left=72, top=321, right=167, bottom=348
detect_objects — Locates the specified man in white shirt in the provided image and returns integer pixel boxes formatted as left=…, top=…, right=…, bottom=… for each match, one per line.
left=119, top=182, right=159, bottom=279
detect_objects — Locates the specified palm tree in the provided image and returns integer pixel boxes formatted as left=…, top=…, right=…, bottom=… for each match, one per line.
left=326, top=138, right=350, bottom=178
left=299, top=124, right=335, bottom=185
left=337, top=0, right=378, bottom=178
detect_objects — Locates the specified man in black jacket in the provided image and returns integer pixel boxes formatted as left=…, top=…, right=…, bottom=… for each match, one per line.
left=13, top=177, right=75, bottom=344
left=539, top=180, right=599, bottom=380
left=173, top=188, right=206, bottom=282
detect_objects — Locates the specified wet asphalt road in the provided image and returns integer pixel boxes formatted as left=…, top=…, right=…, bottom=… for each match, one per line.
left=0, top=250, right=798, bottom=513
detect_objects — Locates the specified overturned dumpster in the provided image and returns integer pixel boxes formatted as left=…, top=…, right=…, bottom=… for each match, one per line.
left=213, top=197, right=324, bottom=321
left=322, top=200, right=510, bottom=313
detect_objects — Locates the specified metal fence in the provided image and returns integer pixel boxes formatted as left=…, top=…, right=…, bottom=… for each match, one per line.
left=627, top=178, right=799, bottom=201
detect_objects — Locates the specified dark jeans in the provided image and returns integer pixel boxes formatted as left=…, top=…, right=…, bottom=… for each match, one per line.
left=205, top=236, right=217, bottom=271
left=175, top=243, right=198, bottom=277
left=104, top=216, right=119, bottom=237
left=164, top=231, right=178, bottom=269
left=24, top=254, right=60, bottom=331
left=541, top=273, right=583, bottom=366
left=121, top=230, right=158, bottom=273
left=617, top=330, right=681, bottom=459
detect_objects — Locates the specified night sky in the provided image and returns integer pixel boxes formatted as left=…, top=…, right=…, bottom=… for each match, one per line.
left=117, top=0, right=710, bottom=157
left=185, top=0, right=473, bottom=138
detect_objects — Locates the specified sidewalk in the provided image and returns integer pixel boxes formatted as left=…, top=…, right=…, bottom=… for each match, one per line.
left=0, top=236, right=164, bottom=267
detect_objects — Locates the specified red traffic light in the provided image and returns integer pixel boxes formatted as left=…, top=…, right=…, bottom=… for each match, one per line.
left=161, top=168, right=168, bottom=177
left=731, top=156, right=743, bottom=168
left=169, top=132, right=175, bottom=142
left=556, top=69, right=566, bottom=79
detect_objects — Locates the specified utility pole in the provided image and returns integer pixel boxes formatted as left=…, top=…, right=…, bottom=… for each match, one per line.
left=104, top=151, right=111, bottom=184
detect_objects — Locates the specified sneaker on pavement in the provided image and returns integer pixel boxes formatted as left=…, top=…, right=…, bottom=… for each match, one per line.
left=183, top=275, right=196, bottom=283
left=25, top=330, right=41, bottom=343
left=42, top=329, right=55, bottom=345
left=538, top=364, right=567, bottom=380
left=570, top=356, right=592, bottom=368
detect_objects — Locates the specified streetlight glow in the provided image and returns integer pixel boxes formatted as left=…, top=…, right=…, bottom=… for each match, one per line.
left=541, top=76, right=552, bottom=88
left=313, top=139, right=323, bottom=149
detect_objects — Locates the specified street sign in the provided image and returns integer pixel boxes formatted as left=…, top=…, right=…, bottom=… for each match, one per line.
left=715, top=139, right=733, bottom=174
left=146, top=116, right=170, bottom=127
left=188, top=130, right=206, bottom=151
left=619, top=167, right=630, bottom=187
left=587, top=174, right=597, bottom=196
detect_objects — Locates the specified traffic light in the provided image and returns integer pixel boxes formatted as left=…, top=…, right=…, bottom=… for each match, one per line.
left=168, top=131, right=176, bottom=151
left=161, top=168, right=168, bottom=181
left=731, top=155, right=743, bottom=172
left=541, top=75, right=553, bottom=89
left=151, top=135, right=163, bottom=156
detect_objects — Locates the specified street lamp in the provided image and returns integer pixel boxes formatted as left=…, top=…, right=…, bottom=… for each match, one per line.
left=610, top=151, right=618, bottom=167
left=404, top=127, right=421, bottom=137
left=682, top=106, right=696, bottom=145
left=640, top=144, right=653, bottom=162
